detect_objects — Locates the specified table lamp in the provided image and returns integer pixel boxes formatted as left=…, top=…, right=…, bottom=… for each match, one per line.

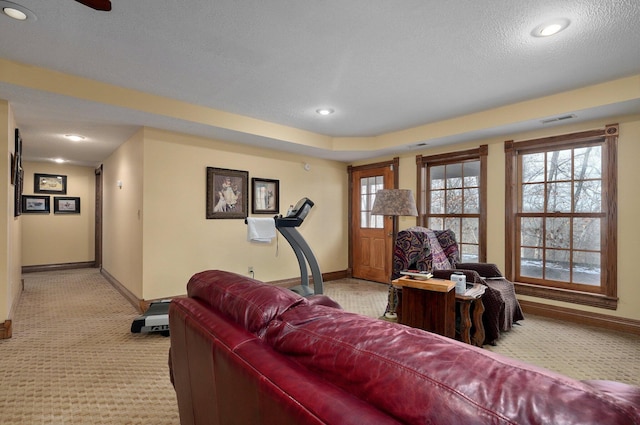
left=371, top=189, right=418, bottom=320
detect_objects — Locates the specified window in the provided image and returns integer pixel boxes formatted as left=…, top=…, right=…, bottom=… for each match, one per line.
left=417, top=146, right=487, bottom=262
left=505, top=124, right=618, bottom=309
left=360, top=176, right=384, bottom=229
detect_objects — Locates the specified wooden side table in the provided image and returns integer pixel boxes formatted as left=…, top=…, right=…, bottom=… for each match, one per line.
left=392, top=277, right=456, bottom=339
left=455, top=291, right=485, bottom=347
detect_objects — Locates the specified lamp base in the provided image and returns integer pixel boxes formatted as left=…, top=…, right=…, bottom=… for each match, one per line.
left=381, top=312, right=398, bottom=322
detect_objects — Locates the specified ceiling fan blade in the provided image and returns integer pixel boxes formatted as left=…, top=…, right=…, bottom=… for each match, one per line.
left=75, top=0, right=112, bottom=11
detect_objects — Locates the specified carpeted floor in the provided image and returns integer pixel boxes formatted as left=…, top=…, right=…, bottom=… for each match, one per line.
left=0, top=269, right=179, bottom=425
left=1, top=269, right=638, bottom=424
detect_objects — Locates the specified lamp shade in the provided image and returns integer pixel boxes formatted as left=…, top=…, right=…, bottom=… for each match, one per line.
left=371, top=189, right=418, bottom=217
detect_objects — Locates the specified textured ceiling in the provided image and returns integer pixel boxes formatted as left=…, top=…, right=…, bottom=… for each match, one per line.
left=0, top=0, right=639, bottom=165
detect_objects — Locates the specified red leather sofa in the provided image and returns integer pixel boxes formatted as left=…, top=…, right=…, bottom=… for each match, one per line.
left=168, top=270, right=640, bottom=424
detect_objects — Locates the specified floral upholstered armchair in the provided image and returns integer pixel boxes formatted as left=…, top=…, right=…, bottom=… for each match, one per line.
left=389, top=226, right=524, bottom=345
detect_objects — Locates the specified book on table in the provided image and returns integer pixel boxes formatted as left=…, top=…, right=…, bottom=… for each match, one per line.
left=399, top=270, right=434, bottom=280
left=462, top=284, right=486, bottom=298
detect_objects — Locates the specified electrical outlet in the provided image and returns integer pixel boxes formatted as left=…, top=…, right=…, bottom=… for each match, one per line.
left=248, top=266, right=254, bottom=274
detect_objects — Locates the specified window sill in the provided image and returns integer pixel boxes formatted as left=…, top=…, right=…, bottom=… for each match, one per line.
left=514, top=282, right=618, bottom=310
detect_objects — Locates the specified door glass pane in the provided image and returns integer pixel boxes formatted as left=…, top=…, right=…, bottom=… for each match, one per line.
left=374, top=214, right=383, bottom=228
left=375, top=176, right=384, bottom=192
left=360, top=212, right=367, bottom=228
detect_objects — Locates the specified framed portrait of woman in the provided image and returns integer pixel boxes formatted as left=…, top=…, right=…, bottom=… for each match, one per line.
left=206, top=167, right=248, bottom=219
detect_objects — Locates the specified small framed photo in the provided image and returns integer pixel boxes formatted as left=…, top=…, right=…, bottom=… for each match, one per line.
left=22, top=195, right=50, bottom=214
left=251, top=178, right=279, bottom=214
left=54, top=196, right=80, bottom=214
left=34, top=173, right=67, bottom=194
left=206, top=167, right=248, bottom=219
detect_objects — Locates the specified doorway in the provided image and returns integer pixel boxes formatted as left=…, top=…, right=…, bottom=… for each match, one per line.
left=94, top=165, right=102, bottom=269
left=348, top=158, right=398, bottom=283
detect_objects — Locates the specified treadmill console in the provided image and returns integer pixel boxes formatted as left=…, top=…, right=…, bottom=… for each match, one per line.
left=277, top=197, right=314, bottom=227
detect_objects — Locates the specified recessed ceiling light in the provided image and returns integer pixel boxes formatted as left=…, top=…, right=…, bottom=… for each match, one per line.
left=65, top=134, right=86, bottom=142
left=0, top=1, right=37, bottom=21
left=53, top=158, right=65, bottom=164
left=532, top=18, right=570, bottom=37
left=316, top=108, right=335, bottom=116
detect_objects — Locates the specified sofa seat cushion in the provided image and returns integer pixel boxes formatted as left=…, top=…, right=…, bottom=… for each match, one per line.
left=187, top=270, right=306, bottom=335
left=265, top=304, right=639, bottom=425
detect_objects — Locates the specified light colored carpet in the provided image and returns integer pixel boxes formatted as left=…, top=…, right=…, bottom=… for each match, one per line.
left=0, top=269, right=179, bottom=425
left=1, top=270, right=638, bottom=424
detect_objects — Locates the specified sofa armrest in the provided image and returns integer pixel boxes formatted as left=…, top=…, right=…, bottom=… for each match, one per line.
left=307, top=294, right=342, bottom=309
left=582, top=380, right=640, bottom=407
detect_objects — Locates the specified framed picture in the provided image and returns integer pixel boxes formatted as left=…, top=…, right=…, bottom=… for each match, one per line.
left=53, top=196, right=80, bottom=214
left=13, top=128, right=22, bottom=186
left=22, top=195, right=50, bottom=214
left=10, top=153, right=15, bottom=185
left=206, top=167, right=248, bottom=219
left=34, top=173, right=67, bottom=194
left=251, top=178, right=279, bottom=214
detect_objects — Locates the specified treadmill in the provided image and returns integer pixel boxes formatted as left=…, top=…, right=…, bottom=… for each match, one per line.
left=275, top=197, right=323, bottom=296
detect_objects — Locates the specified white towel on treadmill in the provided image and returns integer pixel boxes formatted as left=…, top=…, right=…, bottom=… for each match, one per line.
left=247, top=217, right=276, bottom=243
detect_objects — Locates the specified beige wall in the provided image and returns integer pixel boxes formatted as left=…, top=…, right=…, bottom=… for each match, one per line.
left=376, top=115, right=640, bottom=321
left=21, top=162, right=95, bottom=266
left=102, top=128, right=348, bottom=300
left=1, top=100, right=22, bottom=324
left=102, top=129, right=144, bottom=298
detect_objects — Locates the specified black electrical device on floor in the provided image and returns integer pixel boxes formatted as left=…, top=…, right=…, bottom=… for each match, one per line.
left=130, top=300, right=171, bottom=336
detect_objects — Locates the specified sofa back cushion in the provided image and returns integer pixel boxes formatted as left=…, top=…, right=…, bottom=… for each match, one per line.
left=187, top=270, right=306, bottom=334
left=265, top=304, right=639, bottom=425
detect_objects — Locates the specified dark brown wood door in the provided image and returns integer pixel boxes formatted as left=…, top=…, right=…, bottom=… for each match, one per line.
left=350, top=164, right=395, bottom=283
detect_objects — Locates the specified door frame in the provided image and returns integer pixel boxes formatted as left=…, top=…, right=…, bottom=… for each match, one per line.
left=347, top=157, right=399, bottom=279
left=94, top=165, right=103, bottom=269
